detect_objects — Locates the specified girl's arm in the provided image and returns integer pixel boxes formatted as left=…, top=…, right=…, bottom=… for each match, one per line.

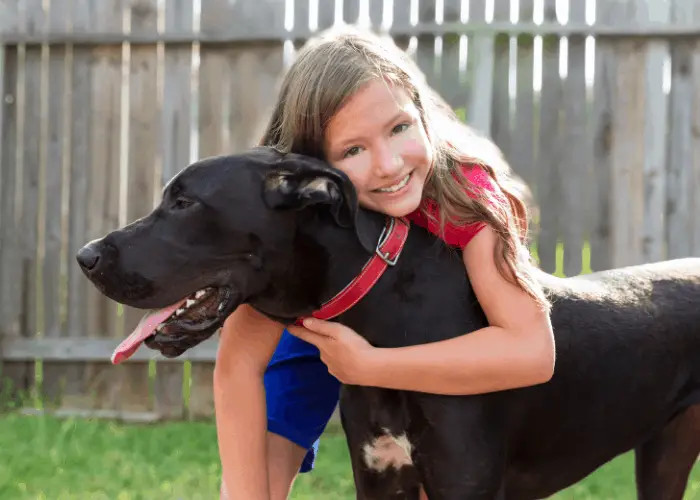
left=289, top=225, right=555, bottom=396
left=214, top=304, right=284, bottom=500
left=367, top=226, right=555, bottom=395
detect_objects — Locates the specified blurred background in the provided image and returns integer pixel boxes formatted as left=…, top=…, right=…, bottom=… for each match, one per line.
left=1, top=0, right=699, bottom=498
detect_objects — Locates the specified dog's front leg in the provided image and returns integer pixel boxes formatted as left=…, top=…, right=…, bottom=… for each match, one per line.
left=340, top=387, right=423, bottom=500
left=412, top=396, right=507, bottom=500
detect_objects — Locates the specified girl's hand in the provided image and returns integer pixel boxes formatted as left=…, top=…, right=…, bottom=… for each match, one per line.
left=288, top=318, right=379, bottom=385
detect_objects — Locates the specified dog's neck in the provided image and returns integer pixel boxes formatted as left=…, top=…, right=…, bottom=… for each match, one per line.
left=251, top=209, right=390, bottom=324
left=300, top=209, right=389, bottom=308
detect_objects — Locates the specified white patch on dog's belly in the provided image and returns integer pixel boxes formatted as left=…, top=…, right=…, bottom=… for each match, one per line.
left=362, top=431, right=414, bottom=472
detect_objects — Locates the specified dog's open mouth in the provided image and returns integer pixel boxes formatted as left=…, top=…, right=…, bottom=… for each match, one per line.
left=111, top=286, right=232, bottom=364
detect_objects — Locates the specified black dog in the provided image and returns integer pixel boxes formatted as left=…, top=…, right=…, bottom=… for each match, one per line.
left=77, top=147, right=700, bottom=499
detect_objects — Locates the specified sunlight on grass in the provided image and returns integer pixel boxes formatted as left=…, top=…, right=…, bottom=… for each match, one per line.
left=2, top=415, right=700, bottom=499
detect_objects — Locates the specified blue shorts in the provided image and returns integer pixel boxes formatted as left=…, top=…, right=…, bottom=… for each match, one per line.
left=264, top=328, right=341, bottom=473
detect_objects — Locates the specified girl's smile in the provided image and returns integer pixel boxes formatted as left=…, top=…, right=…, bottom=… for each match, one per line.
left=373, top=171, right=412, bottom=194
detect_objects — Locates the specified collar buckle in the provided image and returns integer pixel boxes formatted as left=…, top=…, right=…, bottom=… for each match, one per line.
left=375, top=217, right=404, bottom=267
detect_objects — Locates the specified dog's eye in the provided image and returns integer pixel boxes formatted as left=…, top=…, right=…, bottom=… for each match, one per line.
left=173, top=197, right=195, bottom=210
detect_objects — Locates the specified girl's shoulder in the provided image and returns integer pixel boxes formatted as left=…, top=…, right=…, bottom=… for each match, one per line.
left=406, top=163, right=505, bottom=249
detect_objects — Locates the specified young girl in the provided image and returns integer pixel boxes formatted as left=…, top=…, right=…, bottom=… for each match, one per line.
left=214, top=26, right=555, bottom=500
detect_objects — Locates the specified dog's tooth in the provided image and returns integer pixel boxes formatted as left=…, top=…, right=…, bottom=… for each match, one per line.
left=218, top=302, right=225, bottom=313
left=175, top=308, right=185, bottom=316
left=195, top=290, right=206, bottom=299
left=186, top=299, right=196, bottom=308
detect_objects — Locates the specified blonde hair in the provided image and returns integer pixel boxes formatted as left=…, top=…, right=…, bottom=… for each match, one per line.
left=260, top=26, right=550, bottom=311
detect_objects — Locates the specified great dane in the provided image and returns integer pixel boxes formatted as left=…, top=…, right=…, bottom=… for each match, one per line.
left=76, top=147, right=700, bottom=499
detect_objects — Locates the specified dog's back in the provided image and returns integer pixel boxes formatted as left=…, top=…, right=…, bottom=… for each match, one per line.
left=505, top=258, right=700, bottom=496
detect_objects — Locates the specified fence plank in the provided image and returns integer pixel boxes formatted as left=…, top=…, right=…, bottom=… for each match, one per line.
left=416, top=1, right=438, bottom=91
left=466, top=0, right=494, bottom=135
left=1, top=0, right=46, bottom=405
left=604, top=0, right=646, bottom=267
left=589, top=0, right=615, bottom=272
left=512, top=0, right=536, bottom=228
left=317, top=0, right=336, bottom=31
left=640, top=0, right=670, bottom=264
left=392, top=0, right=412, bottom=51
left=559, top=0, right=589, bottom=276
left=294, top=0, right=309, bottom=35
left=200, top=0, right=285, bottom=38
left=435, top=0, right=464, bottom=111
left=667, top=0, right=700, bottom=259
left=154, top=0, right=194, bottom=421
left=490, top=0, right=512, bottom=161
left=39, top=0, right=71, bottom=407
left=63, top=0, right=94, bottom=410
left=20, top=3, right=44, bottom=402
left=368, top=0, right=384, bottom=29
left=343, top=0, right=360, bottom=25
left=0, top=0, right=19, bottom=34
left=535, top=0, right=562, bottom=274
left=0, top=41, right=22, bottom=404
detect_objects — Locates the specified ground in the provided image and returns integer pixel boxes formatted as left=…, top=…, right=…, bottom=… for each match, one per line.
left=2, top=413, right=700, bottom=499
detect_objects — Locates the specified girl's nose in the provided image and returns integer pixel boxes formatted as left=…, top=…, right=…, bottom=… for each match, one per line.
left=373, top=146, right=405, bottom=177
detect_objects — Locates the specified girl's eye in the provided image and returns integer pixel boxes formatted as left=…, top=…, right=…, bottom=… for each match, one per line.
left=173, top=197, right=195, bottom=210
left=343, top=146, right=362, bottom=159
left=392, top=123, right=411, bottom=135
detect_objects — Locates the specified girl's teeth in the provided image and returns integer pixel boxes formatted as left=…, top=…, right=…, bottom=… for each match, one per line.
left=377, top=174, right=410, bottom=193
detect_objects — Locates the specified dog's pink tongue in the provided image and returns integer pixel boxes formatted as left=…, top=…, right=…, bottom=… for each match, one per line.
left=111, top=299, right=187, bottom=364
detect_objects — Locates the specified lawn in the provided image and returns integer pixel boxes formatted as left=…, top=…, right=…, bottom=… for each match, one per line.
left=2, top=413, right=700, bottom=499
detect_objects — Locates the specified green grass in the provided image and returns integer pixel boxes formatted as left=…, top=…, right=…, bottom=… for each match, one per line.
left=2, top=414, right=700, bottom=499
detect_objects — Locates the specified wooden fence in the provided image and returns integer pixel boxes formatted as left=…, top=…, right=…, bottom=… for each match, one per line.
left=0, top=0, right=699, bottom=421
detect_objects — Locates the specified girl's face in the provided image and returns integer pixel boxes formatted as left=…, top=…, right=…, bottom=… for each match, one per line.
left=324, top=80, right=433, bottom=218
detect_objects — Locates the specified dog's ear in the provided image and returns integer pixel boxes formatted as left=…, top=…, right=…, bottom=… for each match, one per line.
left=262, top=154, right=376, bottom=254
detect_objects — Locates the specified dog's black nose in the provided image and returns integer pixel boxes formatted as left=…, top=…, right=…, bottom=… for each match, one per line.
left=76, top=243, right=102, bottom=271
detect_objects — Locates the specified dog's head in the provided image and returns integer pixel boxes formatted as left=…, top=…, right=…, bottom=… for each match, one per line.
left=76, top=147, right=377, bottom=361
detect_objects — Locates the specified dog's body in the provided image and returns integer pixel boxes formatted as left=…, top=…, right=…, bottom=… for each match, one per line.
left=77, top=149, right=700, bottom=499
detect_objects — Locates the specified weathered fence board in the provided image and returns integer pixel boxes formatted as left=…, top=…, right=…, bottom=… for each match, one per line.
left=1, top=0, right=700, bottom=421
left=467, top=0, right=495, bottom=137
left=560, top=0, right=589, bottom=277
left=0, top=34, right=22, bottom=402
left=513, top=0, right=536, bottom=200
left=668, top=0, right=700, bottom=259
left=40, top=0, right=73, bottom=408
left=535, top=0, right=561, bottom=274
left=590, top=0, right=616, bottom=273
left=21, top=1, right=43, bottom=408
left=490, top=0, right=512, bottom=162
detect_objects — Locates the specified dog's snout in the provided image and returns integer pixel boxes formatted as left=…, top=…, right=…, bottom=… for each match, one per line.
left=76, top=242, right=102, bottom=272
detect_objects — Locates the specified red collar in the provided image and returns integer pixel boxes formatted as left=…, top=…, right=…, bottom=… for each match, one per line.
left=295, top=216, right=410, bottom=325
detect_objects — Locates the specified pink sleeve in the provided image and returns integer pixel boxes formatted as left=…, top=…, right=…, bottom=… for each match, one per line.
left=406, top=164, right=502, bottom=249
